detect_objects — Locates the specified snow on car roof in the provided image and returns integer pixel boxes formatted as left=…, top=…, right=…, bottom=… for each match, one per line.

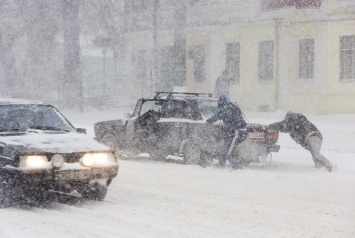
left=0, top=98, right=44, bottom=105
left=152, top=92, right=216, bottom=100
left=172, top=95, right=216, bottom=100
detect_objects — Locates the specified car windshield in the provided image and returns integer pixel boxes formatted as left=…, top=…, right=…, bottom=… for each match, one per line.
left=197, top=100, right=218, bottom=119
left=0, top=104, right=76, bottom=132
left=139, top=99, right=218, bottom=120
left=140, top=100, right=163, bottom=116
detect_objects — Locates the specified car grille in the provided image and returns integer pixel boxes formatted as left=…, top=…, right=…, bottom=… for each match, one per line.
left=46, top=152, right=85, bottom=163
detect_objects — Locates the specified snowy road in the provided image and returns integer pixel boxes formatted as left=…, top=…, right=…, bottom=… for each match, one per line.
left=0, top=111, right=354, bottom=238
left=1, top=157, right=355, bottom=238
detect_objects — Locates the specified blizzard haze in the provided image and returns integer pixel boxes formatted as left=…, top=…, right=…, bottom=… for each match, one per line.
left=0, top=110, right=354, bottom=238
left=1, top=0, right=355, bottom=237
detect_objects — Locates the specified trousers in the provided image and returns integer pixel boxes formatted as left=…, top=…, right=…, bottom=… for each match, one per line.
left=219, top=129, right=247, bottom=169
left=304, top=133, right=332, bottom=169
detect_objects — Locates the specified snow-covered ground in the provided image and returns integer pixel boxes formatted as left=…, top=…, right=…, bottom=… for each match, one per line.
left=1, top=110, right=354, bottom=238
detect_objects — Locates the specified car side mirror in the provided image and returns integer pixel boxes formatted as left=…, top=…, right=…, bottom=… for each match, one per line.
left=76, top=128, right=87, bottom=134
left=124, top=113, right=132, bottom=119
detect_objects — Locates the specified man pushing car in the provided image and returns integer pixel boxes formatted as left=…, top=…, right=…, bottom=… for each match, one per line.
left=267, top=111, right=333, bottom=172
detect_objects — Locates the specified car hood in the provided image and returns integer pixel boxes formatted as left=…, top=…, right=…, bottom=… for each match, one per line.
left=0, top=132, right=110, bottom=154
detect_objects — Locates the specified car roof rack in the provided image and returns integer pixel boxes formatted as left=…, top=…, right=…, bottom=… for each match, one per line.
left=154, top=92, right=213, bottom=99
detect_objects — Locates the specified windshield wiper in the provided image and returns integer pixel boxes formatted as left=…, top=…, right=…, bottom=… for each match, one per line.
left=28, top=126, right=71, bottom=132
left=0, top=128, right=25, bottom=132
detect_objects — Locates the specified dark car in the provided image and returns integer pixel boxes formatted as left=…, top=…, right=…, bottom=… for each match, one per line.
left=0, top=99, right=119, bottom=206
left=94, top=92, right=280, bottom=166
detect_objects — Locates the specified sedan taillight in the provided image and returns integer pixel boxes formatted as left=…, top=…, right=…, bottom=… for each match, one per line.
left=265, top=131, right=279, bottom=143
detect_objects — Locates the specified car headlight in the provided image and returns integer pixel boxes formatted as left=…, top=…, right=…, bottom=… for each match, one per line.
left=80, top=153, right=95, bottom=167
left=92, top=152, right=116, bottom=165
left=80, top=152, right=116, bottom=167
left=20, top=155, right=48, bottom=169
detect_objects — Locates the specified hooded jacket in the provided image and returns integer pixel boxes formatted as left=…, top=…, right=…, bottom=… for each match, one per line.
left=206, top=95, right=247, bottom=137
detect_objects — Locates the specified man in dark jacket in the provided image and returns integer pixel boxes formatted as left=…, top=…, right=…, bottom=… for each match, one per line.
left=206, top=94, right=247, bottom=169
left=268, top=111, right=333, bottom=172
left=214, top=69, right=233, bottom=97
left=135, top=110, right=161, bottom=157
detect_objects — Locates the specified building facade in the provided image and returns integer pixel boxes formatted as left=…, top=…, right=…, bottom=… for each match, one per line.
left=119, top=0, right=355, bottom=114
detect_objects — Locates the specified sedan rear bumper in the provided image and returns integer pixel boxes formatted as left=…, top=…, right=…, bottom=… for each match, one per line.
left=267, top=144, right=280, bottom=153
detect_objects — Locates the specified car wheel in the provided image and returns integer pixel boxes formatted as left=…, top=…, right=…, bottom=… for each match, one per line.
left=181, top=140, right=201, bottom=165
left=239, top=160, right=251, bottom=167
left=149, top=149, right=169, bottom=161
left=80, top=183, right=108, bottom=201
left=0, top=181, right=10, bottom=207
left=258, top=152, right=272, bottom=163
left=0, top=178, right=19, bottom=207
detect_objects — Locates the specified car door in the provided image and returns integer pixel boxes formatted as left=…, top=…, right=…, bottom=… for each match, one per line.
left=126, top=99, right=163, bottom=145
left=158, top=100, right=190, bottom=152
left=125, top=99, right=143, bottom=144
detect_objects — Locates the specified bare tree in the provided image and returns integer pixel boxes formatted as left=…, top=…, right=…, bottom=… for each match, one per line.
left=0, top=0, right=62, bottom=100
left=62, top=0, right=81, bottom=109
left=0, top=0, right=27, bottom=96
left=25, top=0, right=62, bottom=101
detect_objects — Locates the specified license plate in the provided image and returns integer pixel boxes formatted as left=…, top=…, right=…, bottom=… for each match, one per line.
left=54, top=170, right=92, bottom=180
left=247, top=132, right=264, bottom=139
left=53, top=167, right=118, bottom=181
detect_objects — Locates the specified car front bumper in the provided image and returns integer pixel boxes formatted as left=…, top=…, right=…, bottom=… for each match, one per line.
left=1, top=164, right=119, bottom=186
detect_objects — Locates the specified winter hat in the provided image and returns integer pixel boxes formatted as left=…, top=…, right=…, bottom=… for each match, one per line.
left=218, top=94, right=231, bottom=109
left=284, top=111, right=294, bottom=121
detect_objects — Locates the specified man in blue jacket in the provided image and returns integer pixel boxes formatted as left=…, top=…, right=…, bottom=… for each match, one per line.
left=206, top=94, right=247, bottom=169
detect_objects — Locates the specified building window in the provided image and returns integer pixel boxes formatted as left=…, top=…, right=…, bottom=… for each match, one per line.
left=299, top=38, right=314, bottom=80
left=188, top=46, right=205, bottom=82
left=189, top=0, right=200, bottom=6
left=226, top=43, right=240, bottom=84
left=340, top=35, right=355, bottom=82
left=338, top=0, right=355, bottom=8
left=159, top=46, right=175, bottom=91
left=136, top=50, right=147, bottom=81
left=258, top=41, right=274, bottom=83
left=261, top=0, right=321, bottom=11
left=124, top=0, right=147, bottom=12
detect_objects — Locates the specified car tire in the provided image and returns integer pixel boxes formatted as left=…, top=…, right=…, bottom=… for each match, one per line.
left=181, top=140, right=201, bottom=165
left=149, top=149, right=169, bottom=161
left=0, top=181, right=10, bottom=207
left=258, top=152, right=272, bottom=163
left=239, top=160, right=251, bottom=167
left=0, top=178, right=20, bottom=207
left=80, top=183, right=108, bottom=201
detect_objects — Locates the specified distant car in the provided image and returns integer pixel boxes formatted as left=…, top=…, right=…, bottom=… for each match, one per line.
left=94, top=92, right=280, bottom=166
left=0, top=99, right=119, bottom=206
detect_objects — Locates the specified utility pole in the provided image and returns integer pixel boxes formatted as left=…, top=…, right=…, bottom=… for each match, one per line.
left=102, top=48, right=107, bottom=94
left=63, top=0, right=81, bottom=109
left=113, top=48, right=118, bottom=92
left=274, top=18, right=281, bottom=110
left=150, top=0, right=159, bottom=94
left=174, top=0, right=187, bottom=88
